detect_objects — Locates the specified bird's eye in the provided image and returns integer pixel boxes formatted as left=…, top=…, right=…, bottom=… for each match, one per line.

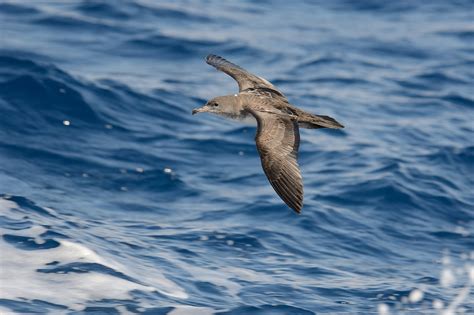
left=213, top=103, right=219, bottom=107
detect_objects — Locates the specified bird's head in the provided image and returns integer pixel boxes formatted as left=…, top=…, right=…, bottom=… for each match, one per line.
left=192, top=95, right=239, bottom=116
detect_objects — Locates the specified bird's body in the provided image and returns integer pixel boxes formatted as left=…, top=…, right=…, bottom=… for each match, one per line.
left=193, top=54, right=344, bottom=213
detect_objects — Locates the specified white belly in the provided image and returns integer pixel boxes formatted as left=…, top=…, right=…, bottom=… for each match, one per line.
left=219, top=112, right=257, bottom=126
left=237, top=114, right=257, bottom=125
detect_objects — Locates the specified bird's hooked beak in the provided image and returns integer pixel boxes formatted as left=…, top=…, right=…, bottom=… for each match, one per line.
left=192, top=104, right=207, bottom=115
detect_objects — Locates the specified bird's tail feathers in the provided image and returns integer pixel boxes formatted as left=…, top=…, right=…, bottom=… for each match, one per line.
left=299, top=114, right=344, bottom=129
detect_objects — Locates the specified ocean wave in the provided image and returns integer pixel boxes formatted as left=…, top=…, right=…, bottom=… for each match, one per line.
left=1, top=0, right=473, bottom=313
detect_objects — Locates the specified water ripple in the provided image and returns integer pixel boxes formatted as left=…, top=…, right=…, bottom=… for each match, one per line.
left=1, top=0, right=473, bottom=314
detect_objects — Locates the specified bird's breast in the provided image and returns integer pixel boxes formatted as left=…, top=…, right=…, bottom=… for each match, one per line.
left=237, top=112, right=257, bottom=125
left=219, top=111, right=257, bottom=125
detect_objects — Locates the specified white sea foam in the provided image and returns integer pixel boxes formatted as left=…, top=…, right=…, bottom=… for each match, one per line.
left=0, top=236, right=154, bottom=308
left=376, top=250, right=473, bottom=314
left=408, top=288, right=423, bottom=303
left=377, top=303, right=389, bottom=315
left=167, top=305, right=215, bottom=315
left=0, top=198, right=187, bottom=310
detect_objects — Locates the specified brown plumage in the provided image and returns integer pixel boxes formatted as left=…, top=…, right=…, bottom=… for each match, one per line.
left=192, top=54, right=344, bottom=213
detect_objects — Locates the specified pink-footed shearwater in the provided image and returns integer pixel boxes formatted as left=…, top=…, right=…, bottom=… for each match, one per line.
left=193, top=54, right=344, bottom=213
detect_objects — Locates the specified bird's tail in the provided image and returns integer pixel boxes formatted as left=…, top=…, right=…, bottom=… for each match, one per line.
left=298, top=114, right=344, bottom=129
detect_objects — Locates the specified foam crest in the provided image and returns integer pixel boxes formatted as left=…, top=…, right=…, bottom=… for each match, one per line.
left=0, top=198, right=187, bottom=311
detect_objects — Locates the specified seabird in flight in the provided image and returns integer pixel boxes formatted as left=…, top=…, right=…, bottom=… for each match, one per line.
left=193, top=54, right=344, bottom=213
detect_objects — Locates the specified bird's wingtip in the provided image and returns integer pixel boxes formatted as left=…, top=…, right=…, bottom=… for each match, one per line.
left=206, top=54, right=227, bottom=66
left=205, top=54, right=218, bottom=62
left=289, top=202, right=302, bottom=214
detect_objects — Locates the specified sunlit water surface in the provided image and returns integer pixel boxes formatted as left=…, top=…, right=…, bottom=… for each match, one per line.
left=0, top=1, right=473, bottom=314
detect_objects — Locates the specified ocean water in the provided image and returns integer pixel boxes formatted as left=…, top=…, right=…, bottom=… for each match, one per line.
left=0, top=0, right=473, bottom=314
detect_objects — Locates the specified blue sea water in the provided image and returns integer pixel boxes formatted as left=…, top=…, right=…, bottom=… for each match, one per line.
left=0, top=0, right=473, bottom=314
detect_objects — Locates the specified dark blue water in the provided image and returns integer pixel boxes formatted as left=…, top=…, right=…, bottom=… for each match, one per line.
left=1, top=1, right=473, bottom=314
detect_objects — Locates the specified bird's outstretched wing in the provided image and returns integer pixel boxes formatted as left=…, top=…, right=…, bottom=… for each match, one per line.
left=206, top=54, right=283, bottom=95
left=249, top=109, right=303, bottom=213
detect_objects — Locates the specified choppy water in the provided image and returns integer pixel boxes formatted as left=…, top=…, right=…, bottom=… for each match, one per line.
left=0, top=1, right=473, bottom=314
